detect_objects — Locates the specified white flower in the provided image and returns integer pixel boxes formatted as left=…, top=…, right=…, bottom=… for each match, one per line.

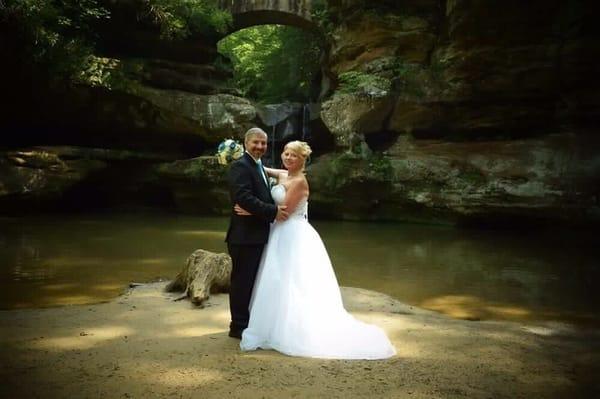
left=216, top=139, right=244, bottom=165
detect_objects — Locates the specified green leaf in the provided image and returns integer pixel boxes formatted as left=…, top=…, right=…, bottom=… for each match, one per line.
left=218, top=25, right=322, bottom=103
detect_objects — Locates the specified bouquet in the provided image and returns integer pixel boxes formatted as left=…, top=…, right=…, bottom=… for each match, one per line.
left=216, top=139, right=244, bottom=165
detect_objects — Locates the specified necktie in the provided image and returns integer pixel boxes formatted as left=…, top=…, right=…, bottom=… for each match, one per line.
left=256, top=159, right=269, bottom=187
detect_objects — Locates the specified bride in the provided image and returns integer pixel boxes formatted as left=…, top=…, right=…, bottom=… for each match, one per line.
left=235, top=141, right=396, bottom=360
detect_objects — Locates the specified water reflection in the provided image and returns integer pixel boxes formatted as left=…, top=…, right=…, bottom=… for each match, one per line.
left=0, top=213, right=598, bottom=325
left=0, top=213, right=227, bottom=308
left=314, top=220, right=599, bottom=325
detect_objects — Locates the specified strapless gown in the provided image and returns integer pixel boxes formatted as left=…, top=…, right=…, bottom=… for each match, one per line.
left=240, top=185, right=396, bottom=359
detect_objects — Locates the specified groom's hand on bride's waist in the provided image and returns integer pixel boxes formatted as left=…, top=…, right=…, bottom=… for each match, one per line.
left=232, top=203, right=288, bottom=221
left=234, top=203, right=251, bottom=216
left=276, top=205, right=289, bottom=221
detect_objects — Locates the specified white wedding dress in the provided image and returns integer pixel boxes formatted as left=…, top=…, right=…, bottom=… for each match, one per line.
left=240, top=185, right=396, bottom=359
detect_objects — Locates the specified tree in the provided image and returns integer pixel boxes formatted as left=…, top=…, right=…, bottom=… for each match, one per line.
left=218, top=25, right=322, bottom=103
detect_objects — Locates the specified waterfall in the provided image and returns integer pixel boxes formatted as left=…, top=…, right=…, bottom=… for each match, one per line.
left=301, top=103, right=310, bottom=141
left=256, top=102, right=303, bottom=167
left=271, top=123, right=277, bottom=167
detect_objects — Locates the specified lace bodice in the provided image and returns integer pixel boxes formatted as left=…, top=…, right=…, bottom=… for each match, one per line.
left=271, top=184, right=308, bottom=219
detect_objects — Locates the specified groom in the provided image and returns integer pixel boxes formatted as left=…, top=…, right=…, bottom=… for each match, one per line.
left=225, top=127, right=288, bottom=339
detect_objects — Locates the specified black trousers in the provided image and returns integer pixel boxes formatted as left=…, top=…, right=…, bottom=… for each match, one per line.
left=227, top=243, right=265, bottom=332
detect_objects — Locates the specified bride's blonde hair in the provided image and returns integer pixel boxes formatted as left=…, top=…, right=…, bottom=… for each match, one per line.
left=283, top=141, right=312, bottom=169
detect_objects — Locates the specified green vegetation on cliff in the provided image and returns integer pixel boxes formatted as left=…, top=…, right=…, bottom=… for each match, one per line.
left=217, top=25, right=322, bottom=103
left=141, top=0, right=231, bottom=39
left=1, top=0, right=230, bottom=83
left=321, top=152, right=393, bottom=191
left=1, top=0, right=109, bottom=81
left=338, top=71, right=391, bottom=97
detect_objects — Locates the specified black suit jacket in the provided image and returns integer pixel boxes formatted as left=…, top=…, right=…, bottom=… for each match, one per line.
left=225, top=152, right=277, bottom=245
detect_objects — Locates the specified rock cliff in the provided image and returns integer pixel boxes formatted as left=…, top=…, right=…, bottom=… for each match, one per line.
left=2, top=0, right=598, bottom=225
left=313, top=0, right=599, bottom=225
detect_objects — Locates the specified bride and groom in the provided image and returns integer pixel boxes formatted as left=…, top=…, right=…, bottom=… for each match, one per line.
left=225, top=127, right=395, bottom=360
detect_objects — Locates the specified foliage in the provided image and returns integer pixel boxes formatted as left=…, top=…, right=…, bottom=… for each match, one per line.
left=218, top=25, right=322, bottom=103
left=76, top=56, right=120, bottom=87
left=392, top=62, right=427, bottom=98
left=140, top=0, right=231, bottom=40
left=361, top=57, right=432, bottom=98
left=311, top=0, right=333, bottom=37
left=74, top=55, right=148, bottom=92
left=2, top=0, right=110, bottom=81
left=324, top=152, right=393, bottom=191
left=1, top=0, right=231, bottom=84
left=367, top=153, right=393, bottom=178
left=337, top=71, right=391, bottom=97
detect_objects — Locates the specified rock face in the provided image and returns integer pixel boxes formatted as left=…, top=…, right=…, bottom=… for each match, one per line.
left=0, top=149, right=107, bottom=212
left=125, top=86, right=257, bottom=139
left=166, top=249, right=232, bottom=307
left=322, top=0, right=596, bottom=144
left=3, top=0, right=598, bottom=226
left=0, top=147, right=231, bottom=214
left=4, top=0, right=258, bottom=156
left=153, top=156, right=231, bottom=215
left=308, top=131, right=600, bottom=225
left=314, top=0, right=599, bottom=225
left=28, top=65, right=256, bottom=154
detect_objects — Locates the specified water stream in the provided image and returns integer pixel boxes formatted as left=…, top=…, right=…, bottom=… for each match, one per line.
left=0, top=212, right=597, bottom=325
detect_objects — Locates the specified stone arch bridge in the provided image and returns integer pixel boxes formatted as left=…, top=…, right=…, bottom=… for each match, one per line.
left=218, top=0, right=317, bottom=33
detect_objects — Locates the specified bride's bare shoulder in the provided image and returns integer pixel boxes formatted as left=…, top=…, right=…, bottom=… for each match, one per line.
left=271, top=170, right=286, bottom=186
left=287, top=175, right=309, bottom=192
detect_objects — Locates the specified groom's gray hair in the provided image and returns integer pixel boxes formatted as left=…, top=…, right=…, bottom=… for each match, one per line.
left=244, top=127, right=267, bottom=144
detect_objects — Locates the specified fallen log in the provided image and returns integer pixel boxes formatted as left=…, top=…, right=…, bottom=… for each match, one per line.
left=165, top=249, right=232, bottom=307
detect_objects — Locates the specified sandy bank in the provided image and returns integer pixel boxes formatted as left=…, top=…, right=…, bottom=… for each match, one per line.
left=0, top=283, right=598, bottom=398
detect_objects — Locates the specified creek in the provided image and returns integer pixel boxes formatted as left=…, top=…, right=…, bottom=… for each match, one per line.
left=0, top=212, right=597, bottom=326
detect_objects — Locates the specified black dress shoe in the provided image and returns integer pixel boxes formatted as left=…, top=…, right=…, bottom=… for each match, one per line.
left=228, top=329, right=243, bottom=339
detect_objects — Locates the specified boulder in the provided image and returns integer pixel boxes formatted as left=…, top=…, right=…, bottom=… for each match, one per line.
left=166, top=249, right=232, bottom=307
left=321, top=93, right=396, bottom=148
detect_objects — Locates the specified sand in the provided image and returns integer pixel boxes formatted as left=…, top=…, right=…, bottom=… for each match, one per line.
left=0, top=282, right=598, bottom=398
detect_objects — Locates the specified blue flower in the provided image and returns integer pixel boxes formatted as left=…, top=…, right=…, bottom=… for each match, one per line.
left=216, top=139, right=243, bottom=165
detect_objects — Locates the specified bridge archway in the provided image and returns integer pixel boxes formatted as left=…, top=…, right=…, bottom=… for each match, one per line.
left=218, top=0, right=318, bottom=33
left=217, top=0, right=326, bottom=152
